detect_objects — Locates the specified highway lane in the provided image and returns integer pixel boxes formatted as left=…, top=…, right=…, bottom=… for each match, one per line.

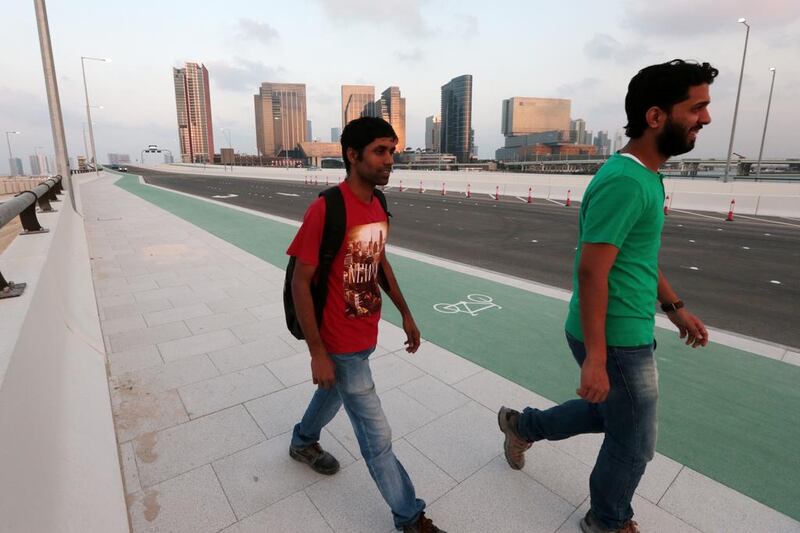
left=129, top=167, right=800, bottom=348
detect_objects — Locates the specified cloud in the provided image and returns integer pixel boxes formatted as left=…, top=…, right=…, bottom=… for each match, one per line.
left=314, top=0, right=432, bottom=37
left=206, top=58, right=285, bottom=92
left=557, top=77, right=602, bottom=97
left=235, top=18, right=279, bottom=45
left=396, top=48, right=424, bottom=64
left=622, top=0, right=800, bottom=35
left=454, top=13, right=479, bottom=38
left=584, top=34, right=650, bottom=63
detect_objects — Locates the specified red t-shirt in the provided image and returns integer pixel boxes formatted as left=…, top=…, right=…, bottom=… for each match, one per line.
left=287, top=182, right=389, bottom=354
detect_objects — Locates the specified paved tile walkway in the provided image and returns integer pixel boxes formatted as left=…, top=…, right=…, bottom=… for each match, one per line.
left=81, top=174, right=800, bottom=532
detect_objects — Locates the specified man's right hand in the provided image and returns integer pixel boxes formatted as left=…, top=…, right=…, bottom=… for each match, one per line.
left=310, top=347, right=336, bottom=389
left=577, top=358, right=610, bottom=403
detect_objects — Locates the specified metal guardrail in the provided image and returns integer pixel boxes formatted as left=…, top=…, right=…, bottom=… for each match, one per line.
left=0, top=175, right=63, bottom=299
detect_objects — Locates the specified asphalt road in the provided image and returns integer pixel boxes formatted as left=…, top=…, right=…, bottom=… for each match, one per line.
left=129, top=167, right=800, bottom=348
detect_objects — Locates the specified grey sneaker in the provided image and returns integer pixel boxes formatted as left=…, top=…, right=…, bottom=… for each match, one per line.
left=289, top=442, right=340, bottom=475
left=497, top=406, right=532, bottom=470
left=580, top=510, right=640, bottom=533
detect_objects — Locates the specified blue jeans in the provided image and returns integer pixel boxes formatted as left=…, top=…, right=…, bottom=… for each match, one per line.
left=517, top=331, right=658, bottom=530
left=291, top=347, right=425, bottom=529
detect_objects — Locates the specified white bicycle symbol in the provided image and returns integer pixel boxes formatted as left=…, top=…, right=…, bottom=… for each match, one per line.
left=433, top=294, right=501, bottom=317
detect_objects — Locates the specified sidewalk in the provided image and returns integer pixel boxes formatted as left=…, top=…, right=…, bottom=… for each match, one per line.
left=82, top=174, right=800, bottom=532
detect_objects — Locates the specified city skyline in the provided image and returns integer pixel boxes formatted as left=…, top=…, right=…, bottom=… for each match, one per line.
left=3, top=1, right=800, bottom=172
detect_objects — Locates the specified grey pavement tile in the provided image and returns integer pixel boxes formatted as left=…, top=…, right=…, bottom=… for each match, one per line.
left=206, top=293, right=269, bottom=314
left=185, top=309, right=259, bottom=335
left=127, top=465, right=236, bottom=533
left=550, top=433, right=604, bottom=468
left=109, top=321, right=192, bottom=353
left=168, top=287, right=231, bottom=307
left=134, top=405, right=265, bottom=487
left=179, top=365, right=284, bottom=419
left=376, top=322, right=412, bottom=352
left=369, top=353, right=425, bottom=392
left=397, top=342, right=483, bottom=385
left=121, top=441, right=141, bottom=495
left=188, top=277, right=246, bottom=293
left=520, top=441, right=592, bottom=506
left=277, top=332, right=311, bottom=353
left=107, top=345, right=164, bottom=376
left=305, top=438, right=456, bottom=533
left=101, top=314, right=148, bottom=336
left=232, top=319, right=289, bottom=344
left=405, top=401, right=500, bottom=482
left=101, top=298, right=173, bottom=321
left=266, top=352, right=313, bottom=387
left=636, top=453, right=683, bottom=504
left=154, top=272, right=213, bottom=289
left=97, top=293, right=136, bottom=309
left=134, top=285, right=195, bottom=304
left=213, top=430, right=353, bottom=520
left=144, top=303, right=213, bottom=327
left=209, top=338, right=296, bottom=374
left=453, top=369, right=557, bottom=413
left=659, top=467, right=800, bottom=533
left=247, top=302, right=285, bottom=321
left=399, top=374, right=471, bottom=416
left=556, top=496, right=701, bottom=533
left=428, top=456, right=575, bottom=533
left=219, top=491, right=333, bottom=533
left=158, top=329, right=241, bottom=363
left=96, top=278, right=159, bottom=297
left=783, top=350, right=800, bottom=366
left=113, top=388, right=190, bottom=443
left=245, top=381, right=318, bottom=439
left=110, top=353, right=220, bottom=408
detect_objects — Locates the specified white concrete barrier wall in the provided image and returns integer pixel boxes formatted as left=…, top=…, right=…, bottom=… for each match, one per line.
left=0, top=187, right=129, bottom=532
left=153, top=163, right=799, bottom=217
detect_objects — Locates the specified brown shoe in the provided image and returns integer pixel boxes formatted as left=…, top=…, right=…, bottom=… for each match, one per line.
left=580, top=510, right=640, bottom=533
left=289, top=442, right=340, bottom=475
left=402, top=512, right=446, bottom=533
left=497, top=406, right=532, bottom=470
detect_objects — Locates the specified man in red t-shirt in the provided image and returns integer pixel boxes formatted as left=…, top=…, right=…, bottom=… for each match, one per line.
left=287, top=117, right=445, bottom=533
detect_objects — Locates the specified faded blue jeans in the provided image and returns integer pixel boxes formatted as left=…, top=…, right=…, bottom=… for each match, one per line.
left=517, top=331, right=658, bottom=530
left=291, top=346, right=425, bottom=529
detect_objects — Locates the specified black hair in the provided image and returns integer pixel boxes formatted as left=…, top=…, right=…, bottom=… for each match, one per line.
left=340, top=116, right=397, bottom=173
left=625, top=59, right=718, bottom=138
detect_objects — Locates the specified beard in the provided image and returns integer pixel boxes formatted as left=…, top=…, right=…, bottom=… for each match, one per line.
left=657, top=117, right=698, bottom=157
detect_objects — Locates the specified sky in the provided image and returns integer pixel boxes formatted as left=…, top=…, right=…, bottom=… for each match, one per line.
left=2, top=0, right=799, bottom=173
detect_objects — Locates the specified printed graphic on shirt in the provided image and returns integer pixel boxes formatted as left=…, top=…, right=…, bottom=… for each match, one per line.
left=343, top=221, right=388, bottom=318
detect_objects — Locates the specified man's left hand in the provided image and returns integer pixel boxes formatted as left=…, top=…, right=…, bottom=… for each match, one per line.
left=402, top=315, right=421, bottom=353
left=668, top=308, right=709, bottom=348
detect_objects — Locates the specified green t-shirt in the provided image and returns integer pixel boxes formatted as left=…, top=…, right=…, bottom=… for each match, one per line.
left=565, top=153, right=665, bottom=347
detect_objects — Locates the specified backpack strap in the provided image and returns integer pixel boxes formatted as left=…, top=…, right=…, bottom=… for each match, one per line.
left=373, top=188, right=392, bottom=220
left=318, top=186, right=346, bottom=269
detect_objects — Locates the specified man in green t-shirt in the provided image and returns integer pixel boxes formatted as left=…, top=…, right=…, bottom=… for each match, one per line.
left=498, top=60, right=717, bottom=533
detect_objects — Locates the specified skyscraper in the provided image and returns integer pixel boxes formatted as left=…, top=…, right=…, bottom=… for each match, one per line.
left=570, top=118, right=587, bottom=145
left=173, top=62, right=214, bottom=163
left=306, top=120, right=313, bottom=142
left=8, top=158, right=23, bottom=176
left=331, top=127, right=341, bottom=143
left=501, top=97, right=570, bottom=136
left=254, top=82, right=307, bottom=157
left=425, top=115, right=441, bottom=152
left=376, top=86, right=406, bottom=150
left=342, top=85, right=375, bottom=128
left=29, top=154, right=49, bottom=175
left=440, top=75, right=473, bottom=162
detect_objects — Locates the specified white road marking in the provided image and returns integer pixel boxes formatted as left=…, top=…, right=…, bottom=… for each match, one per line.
left=515, top=196, right=527, bottom=202
left=770, top=280, right=782, bottom=285
left=690, top=266, right=700, bottom=271
left=531, top=239, right=538, bottom=243
left=733, top=214, right=800, bottom=228
left=689, top=240, right=696, bottom=243
left=669, top=208, right=720, bottom=220
left=276, top=192, right=299, bottom=197
left=742, top=246, right=750, bottom=250
left=546, top=198, right=565, bottom=207
left=211, top=194, right=238, bottom=199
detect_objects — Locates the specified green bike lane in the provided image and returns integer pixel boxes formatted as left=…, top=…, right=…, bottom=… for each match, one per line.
left=115, top=174, right=800, bottom=521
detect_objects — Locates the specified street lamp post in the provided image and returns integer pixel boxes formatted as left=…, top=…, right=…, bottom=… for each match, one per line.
left=723, top=18, right=750, bottom=182
left=5, top=131, right=21, bottom=175
left=755, top=67, right=776, bottom=180
left=81, top=55, right=110, bottom=176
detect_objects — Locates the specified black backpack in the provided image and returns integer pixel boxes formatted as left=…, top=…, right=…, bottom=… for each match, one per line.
left=284, top=185, right=391, bottom=340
